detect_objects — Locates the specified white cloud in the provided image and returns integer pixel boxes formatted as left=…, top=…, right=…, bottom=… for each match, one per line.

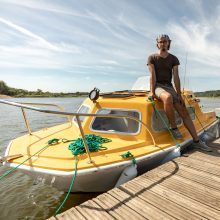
left=0, top=0, right=219, bottom=92
left=0, top=0, right=91, bottom=19
left=169, top=18, right=220, bottom=68
left=0, top=17, right=59, bottom=51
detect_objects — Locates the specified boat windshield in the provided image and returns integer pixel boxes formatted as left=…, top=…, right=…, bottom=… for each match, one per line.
left=73, top=105, right=90, bottom=123
left=131, top=76, right=150, bottom=91
left=91, top=108, right=140, bottom=134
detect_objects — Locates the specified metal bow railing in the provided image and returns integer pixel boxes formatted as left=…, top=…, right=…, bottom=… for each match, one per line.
left=0, top=99, right=155, bottom=163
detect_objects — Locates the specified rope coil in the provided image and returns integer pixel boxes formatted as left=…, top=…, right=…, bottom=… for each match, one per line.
left=68, top=134, right=111, bottom=156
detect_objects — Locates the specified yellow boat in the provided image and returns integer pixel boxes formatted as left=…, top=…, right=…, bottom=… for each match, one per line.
left=0, top=81, right=219, bottom=192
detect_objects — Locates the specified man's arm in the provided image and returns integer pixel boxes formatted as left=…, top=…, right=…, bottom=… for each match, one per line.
left=173, top=65, right=185, bottom=106
left=148, top=64, right=156, bottom=97
left=173, top=65, right=181, bottom=95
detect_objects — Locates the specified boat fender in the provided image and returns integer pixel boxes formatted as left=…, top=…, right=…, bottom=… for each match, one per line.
left=114, top=164, right=137, bottom=187
left=201, top=130, right=217, bottom=142
left=161, top=148, right=181, bottom=164
left=201, top=132, right=212, bottom=142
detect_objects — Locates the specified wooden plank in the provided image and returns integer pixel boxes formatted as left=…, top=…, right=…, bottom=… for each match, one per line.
left=94, top=191, right=146, bottom=220
left=111, top=187, right=177, bottom=220
left=129, top=176, right=220, bottom=220
left=123, top=195, right=176, bottom=220
left=147, top=166, right=220, bottom=199
left=183, top=150, right=220, bottom=165
left=158, top=161, right=220, bottom=190
left=209, top=138, right=220, bottom=148
left=56, top=210, right=83, bottom=220
left=57, top=212, right=73, bottom=220
left=141, top=167, right=220, bottom=210
left=60, top=208, right=87, bottom=220
left=109, top=188, right=176, bottom=220
left=75, top=199, right=115, bottom=220
left=102, top=187, right=176, bottom=220
left=175, top=156, right=220, bottom=176
left=119, top=181, right=205, bottom=220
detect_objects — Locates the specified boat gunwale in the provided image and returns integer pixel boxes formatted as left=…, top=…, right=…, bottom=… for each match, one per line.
left=4, top=119, right=219, bottom=175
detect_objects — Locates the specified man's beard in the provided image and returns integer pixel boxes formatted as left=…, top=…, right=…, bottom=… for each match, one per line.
left=162, top=48, right=166, bottom=52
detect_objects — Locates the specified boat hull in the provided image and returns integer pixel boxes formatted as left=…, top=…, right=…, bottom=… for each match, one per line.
left=4, top=119, right=220, bottom=192
left=5, top=147, right=173, bottom=192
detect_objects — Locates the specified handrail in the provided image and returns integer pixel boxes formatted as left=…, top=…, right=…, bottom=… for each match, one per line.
left=0, top=99, right=156, bottom=163
left=19, top=102, right=72, bottom=123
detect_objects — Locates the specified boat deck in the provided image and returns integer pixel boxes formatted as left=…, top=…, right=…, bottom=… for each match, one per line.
left=48, top=138, right=220, bottom=220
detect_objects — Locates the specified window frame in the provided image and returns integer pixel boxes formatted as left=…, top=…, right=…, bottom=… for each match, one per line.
left=151, top=106, right=196, bottom=133
left=90, top=108, right=142, bottom=135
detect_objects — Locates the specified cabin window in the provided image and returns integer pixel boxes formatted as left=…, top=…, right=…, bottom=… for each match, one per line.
left=152, top=107, right=195, bottom=132
left=152, top=110, right=182, bottom=132
left=91, top=109, right=140, bottom=134
left=187, top=106, right=196, bottom=120
left=74, top=105, right=90, bottom=123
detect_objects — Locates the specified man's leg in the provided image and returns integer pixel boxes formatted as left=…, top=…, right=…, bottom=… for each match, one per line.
left=159, top=91, right=177, bottom=128
left=174, top=102, right=212, bottom=152
left=173, top=102, right=199, bottom=141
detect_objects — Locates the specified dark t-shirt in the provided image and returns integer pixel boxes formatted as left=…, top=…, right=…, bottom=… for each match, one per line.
left=147, top=53, right=180, bottom=85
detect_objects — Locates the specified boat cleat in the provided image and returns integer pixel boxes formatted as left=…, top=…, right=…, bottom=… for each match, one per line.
left=0, top=154, right=23, bottom=164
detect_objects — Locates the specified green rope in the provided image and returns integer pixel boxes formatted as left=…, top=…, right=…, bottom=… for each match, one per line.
left=61, top=138, right=75, bottom=143
left=54, top=134, right=110, bottom=216
left=54, top=156, right=78, bottom=216
left=0, top=138, right=59, bottom=181
left=148, top=97, right=181, bottom=149
left=68, top=134, right=111, bottom=156
left=121, top=151, right=136, bottom=165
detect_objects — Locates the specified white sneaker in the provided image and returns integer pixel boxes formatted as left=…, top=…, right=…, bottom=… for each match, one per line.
left=171, top=128, right=183, bottom=139
left=192, top=140, right=212, bottom=152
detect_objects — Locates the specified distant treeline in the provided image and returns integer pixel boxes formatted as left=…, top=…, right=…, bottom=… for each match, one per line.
left=195, top=90, right=220, bottom=97
left=0, top=80, right=88, bottom=97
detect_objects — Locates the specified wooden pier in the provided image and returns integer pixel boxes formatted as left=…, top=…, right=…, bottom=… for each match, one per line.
left=49, top=138, right=220, bottom=220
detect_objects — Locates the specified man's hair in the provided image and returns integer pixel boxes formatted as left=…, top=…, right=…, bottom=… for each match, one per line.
left=156, top=34, right=171, bottom=50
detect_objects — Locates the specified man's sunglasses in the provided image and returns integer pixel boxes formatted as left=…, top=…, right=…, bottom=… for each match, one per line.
left=158, top=40, right=168, bottom=44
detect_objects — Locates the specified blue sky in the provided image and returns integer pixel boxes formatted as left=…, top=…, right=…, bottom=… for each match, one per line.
left=0, top=0, right=219, bottom=92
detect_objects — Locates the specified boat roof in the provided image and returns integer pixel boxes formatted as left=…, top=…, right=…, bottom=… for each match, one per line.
left=88, top=91, right=151, bottom=107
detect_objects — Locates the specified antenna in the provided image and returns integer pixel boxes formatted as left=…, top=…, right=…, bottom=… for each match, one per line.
left=183, top=52, right=188, bottom=92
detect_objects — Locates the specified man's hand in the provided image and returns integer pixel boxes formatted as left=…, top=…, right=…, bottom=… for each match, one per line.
left=149, top=92, right=157, bottom=100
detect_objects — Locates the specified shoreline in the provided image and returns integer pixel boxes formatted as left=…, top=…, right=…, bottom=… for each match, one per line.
left=0, top=94, right=12, bottom=99
left=0, top=94, right=87, bottom=98
left=1, top=94, right=219, bottom=99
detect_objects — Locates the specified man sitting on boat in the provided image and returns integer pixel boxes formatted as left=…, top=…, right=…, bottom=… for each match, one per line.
left=147, top=34, right=212, bottom=152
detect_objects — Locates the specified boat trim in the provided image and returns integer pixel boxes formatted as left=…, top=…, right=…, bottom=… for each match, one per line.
left=3, top=117, right=219, bottom=178
left=5, top=144, right=176, bottom=176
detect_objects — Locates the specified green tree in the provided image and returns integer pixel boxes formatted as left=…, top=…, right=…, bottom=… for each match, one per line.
left=0, top=81, right=9, bottom=95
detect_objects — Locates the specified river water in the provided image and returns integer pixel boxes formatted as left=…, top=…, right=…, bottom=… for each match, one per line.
left=0, top=97, right=220, bottom=220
